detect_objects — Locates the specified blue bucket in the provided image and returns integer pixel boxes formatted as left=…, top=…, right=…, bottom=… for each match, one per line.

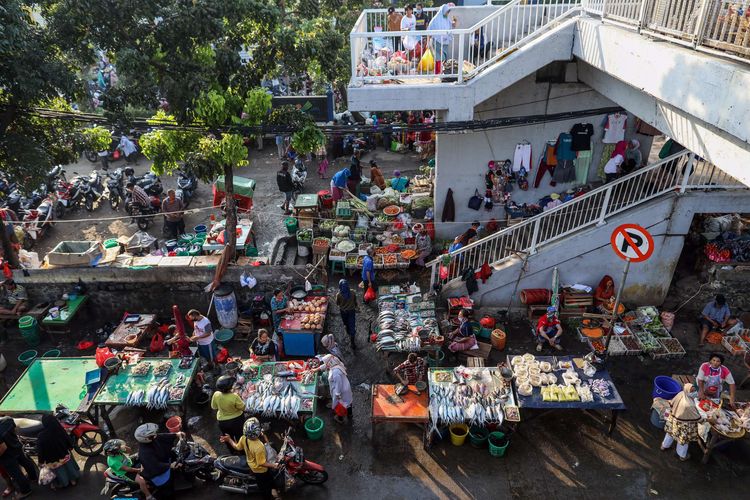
left=652, top=376, right=682, bottom=400
left=194, top=224, right=208, bottom=234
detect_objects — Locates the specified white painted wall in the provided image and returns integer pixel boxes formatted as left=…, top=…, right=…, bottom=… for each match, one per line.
left=457, top=190, right=750, bottom=307
left=433, top=73, right=654, bottom=239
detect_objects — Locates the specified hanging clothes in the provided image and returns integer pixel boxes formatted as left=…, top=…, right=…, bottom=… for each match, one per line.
left=441, top=188, right=455, bottom=222
left=555, top=133, right=576, bottom=162
left=534, top=150, right=556, bottom=188
left=476, top=262, right=493, bottom=284
left=512, top=143, right=532, bottom=172
left=544, top=142, right=557, bottom=166
left=461, top=267, right=479, bottom=294
left=603, top=113, right=627, bottom=143
left=570, top=123, right=594, bottom=151
left=574, top=150, right=593, bottom=185
left=597, top=143, right=617, bottom=180
left=552, top=159, right=576, bottom=184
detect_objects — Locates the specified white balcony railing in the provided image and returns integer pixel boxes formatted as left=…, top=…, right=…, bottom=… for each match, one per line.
left=428, top=152, right=747, bottom=288
left=349, top=0, right=749, bottom=87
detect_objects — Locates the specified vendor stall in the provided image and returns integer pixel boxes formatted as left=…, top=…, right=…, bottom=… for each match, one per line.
left=202, top=221, right=255, bottom=254
left=510, top=353, right=625, bottom=435
left=279, top=293, right=329, bottom=357
left=372, top=285, right=443, bottom=358
left=0, top=357, right=102, bottom=416
left=371, top=384, right=429, bottom=442
left=105, top=313, right=157, bottom=349
left=695, top=399, right=749, bottom=463
left=42, top=294, right=89, bottom=335
left=238, top=360, right=319, bottom=422
left=427, top=366, right=520, bottom=447
left=93, top=357, right=199, bottom=437
left=213, top=175, right=255, bottom=212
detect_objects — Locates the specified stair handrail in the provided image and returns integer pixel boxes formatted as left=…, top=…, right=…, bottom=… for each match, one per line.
left=428, top=150, right=696, bottom=287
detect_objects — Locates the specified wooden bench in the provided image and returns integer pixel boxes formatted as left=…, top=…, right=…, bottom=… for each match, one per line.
left=458, top=341, right=492, bottom=364
left=466, top=357, right=486, bottom=367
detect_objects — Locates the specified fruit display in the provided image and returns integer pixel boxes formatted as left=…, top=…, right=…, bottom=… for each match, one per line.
left=289, top=297, right=327, bottom=313
left=300, top=312, right=324, bottom=330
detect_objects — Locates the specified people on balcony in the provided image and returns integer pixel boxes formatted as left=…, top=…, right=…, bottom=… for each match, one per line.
left=428, top=3, right=457, bottom=71
left=401, top=5, right=418, bottom=52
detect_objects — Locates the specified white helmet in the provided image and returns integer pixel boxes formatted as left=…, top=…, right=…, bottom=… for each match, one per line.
left=243, top=417, right=261, bottom=439
left=134, top=423, right=159, bottom=443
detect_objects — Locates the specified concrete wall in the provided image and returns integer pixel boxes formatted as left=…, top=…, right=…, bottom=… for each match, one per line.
left=574, top=19, right=750, bottom=184
left=12, top=265, right=310, bottom=322
left=433, top=73, right=653, bottom=239
left=452, top=190, right=750, bottom=307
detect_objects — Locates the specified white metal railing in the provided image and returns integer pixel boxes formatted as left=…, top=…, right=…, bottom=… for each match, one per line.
left=350, top=1, right=581, bottom=85
left=428, top=152, right=747, bottom=288
left=349, top=0, right=749, bottom=88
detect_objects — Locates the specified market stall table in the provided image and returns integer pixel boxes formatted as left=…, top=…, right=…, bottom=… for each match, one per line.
left=105, top=313, right=157, bottom=349
left=371, top=384, right=429, bottom=442
left=0, top=357, right=102, bottom=416
left=426, top=366, right=520, bottom=448
left=202, top=222, right=255, bottom=253
left=695, top=399, right=749, bottom=464
left=42, top=295, right=89, bottom=335
left=293, top=194, right=320, bottom=214
left=239, top=361, right=319, bottom=422
left=93, top=357, right=199, bottom=437
left=279, top=295, right=328, bottom=357
left=510, top=354, right=626, bottom=435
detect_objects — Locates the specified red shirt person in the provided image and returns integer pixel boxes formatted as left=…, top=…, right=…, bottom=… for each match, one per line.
left=535, top=306, right=563, bottom=352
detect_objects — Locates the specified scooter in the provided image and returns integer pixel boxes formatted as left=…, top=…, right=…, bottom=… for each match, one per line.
left=125, top=192, right=162, bottom=230
left=53, top=175, right=85, bottom=217
left=83, top=170, right=105, bottom=212
left=20, top=193, right=55, bottom=249
left=124, top=167, right=163, bottom=197
left=101, top=437, right=216, bottom=499
left=213, top=427, right=327, bottom=495
left=13, top=404, right=105, bottom=457
left=106, top=168, right=125, bottom=210
left=175, top=168, right=198, bottom=208
left=292, top=158, right=307, bottom=196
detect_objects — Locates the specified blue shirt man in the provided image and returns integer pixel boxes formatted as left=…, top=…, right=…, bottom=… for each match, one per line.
left=362, top=252, right=375, bottom=285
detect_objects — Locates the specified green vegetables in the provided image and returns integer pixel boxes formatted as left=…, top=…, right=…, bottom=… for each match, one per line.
left=412, top=197, right=434, bottom=210
left=297, top=229, right=313, bottom=242
left=319, top=219, right=336, bottom=231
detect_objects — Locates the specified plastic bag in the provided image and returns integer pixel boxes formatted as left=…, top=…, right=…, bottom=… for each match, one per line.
left=363, top=285, right=377, bottom=303
left=264, top=443, right=278, bottom=463
left=418, top=48, right=435, bottom=72
left=334, top=402, right=349, bottom=417
left=149, top=332, right=165, bottom=353
left=216, top=347, right=230, bottom=363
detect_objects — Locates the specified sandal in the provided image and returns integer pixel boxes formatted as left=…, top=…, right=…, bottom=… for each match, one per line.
left=679, top=453, right=691, bottom=461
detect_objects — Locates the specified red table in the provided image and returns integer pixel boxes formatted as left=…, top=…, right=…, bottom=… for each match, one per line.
left=371, top=384, right=429, bottom=446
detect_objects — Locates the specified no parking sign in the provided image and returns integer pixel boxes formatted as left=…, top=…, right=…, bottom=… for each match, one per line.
left=610, top=224, right=654, bottom=262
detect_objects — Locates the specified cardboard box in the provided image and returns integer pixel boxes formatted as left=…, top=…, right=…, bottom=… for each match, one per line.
left=46, top=241, right=104, bottom=267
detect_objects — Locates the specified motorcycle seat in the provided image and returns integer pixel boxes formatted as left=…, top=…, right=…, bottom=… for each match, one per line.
left=13, top=418, right=43, bottom=436
left=215, top=455, right=251, bottom=474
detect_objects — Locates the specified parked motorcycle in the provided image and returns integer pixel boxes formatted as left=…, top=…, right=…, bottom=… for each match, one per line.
left=79, top=170, right=105, bottom=212
left=20, top=193, right=55, bottom=249
left=214, top=427, right=327, bottom=495
left=45, top=165, right=68, bottom=190
left=101, top=437, right=216, bottom=499
left=13, top=404, right=105, bottom=457
left=53, top=175, right=85, bottom=217
left=106, top=168, right=125, bottom=210
left=175, top=168, right=198, bottom=208
left=125, top=167, right=163, bottom=197
left=125, top=192, right=161, bottom=230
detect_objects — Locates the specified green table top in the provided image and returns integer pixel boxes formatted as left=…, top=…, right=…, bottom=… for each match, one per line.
left=94, top=357, right=198, bottom=406
left=42, top=295, right=88, bottom=325
left=294, top=194, right=319, bottom=210
left=215, top=175, right=255, bottom=198
left=0, top=358, right=101, bottom=414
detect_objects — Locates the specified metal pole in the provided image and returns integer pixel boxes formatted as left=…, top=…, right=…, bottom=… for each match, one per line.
left=603, top=258, right=630, bottom=355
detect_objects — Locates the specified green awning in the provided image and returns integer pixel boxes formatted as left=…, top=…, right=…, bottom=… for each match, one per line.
left=215, top=175, right=256, bottom=198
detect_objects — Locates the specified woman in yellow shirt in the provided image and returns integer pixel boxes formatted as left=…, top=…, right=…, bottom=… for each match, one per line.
left=211, top=375, right=245, bottom=453
left=220, top=418, right=278, bottom=500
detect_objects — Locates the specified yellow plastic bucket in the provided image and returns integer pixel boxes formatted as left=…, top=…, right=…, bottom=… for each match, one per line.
left=449, top=424, right=469, bottom=446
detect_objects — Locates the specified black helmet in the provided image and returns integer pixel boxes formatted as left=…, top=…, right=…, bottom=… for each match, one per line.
left=104, top=439, right=126, bottom=456
left=216, top=375, right=235, bottom=393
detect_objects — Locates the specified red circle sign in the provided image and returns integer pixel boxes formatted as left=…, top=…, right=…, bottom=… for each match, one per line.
left=610, top=224, right=654, bottom=262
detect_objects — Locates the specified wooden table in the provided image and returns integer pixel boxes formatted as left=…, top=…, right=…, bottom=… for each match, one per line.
left=41, top=295, right=89, bottom=335
left=371, top=384, right=429, bottom=444
left=105, top=314, right=157, bottom=349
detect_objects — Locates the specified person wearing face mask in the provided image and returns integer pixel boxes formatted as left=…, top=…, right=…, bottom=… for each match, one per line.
left=414, top=3, right=431, bottom=31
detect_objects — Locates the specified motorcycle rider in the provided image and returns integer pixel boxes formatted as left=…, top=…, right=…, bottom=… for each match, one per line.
left=135, top=423, right=184, bottom=500
left=276, top=161, right=295, bottom=214
left=104, top=439, right=151, bottom=499
left=219, top=418, right=278, bottom=500
left=0, top=416, right=38, bottom=499
left=126, top=182, right=150, bottom=220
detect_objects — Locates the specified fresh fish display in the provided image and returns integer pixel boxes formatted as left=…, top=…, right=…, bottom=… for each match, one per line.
left=125, top=389, right=146, bottom=407
left=145, top=379, right=172, bottom=410
left=376, top=296, right=439, bottom=352
left=244, top=375, right=302, bottom=419
left=429, top=367, right=512, bottom=433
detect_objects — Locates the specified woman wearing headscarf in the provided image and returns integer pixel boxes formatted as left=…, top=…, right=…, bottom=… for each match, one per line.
left=369, top=161, right=386, bottom=190
left=335, top=279, right=358, bottom=349
left=321, top=334, right=343, bottom=360
left=330, top=168, right=351, bottom=202
left=624, top=139, right=643, bottom=174
left=661, top=383, right=701, bottom=461
left=427, top=3, right=457, bottom=72
left=37, top=414, right=81, bottom=489
left=414, top=224, right=432, bottom=266
left=593, top=275, right=615, bottom=308
left=321, top=354, right=353, bottom=423
left=603, top=140, right=628, bottom=183
left=391, top=170, right=409, bottom=192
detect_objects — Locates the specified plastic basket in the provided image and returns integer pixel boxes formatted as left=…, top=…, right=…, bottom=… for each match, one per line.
left=658, top=338, right=686, bottom=359
left=606, top=335, right=627, bottom=356
left=488, top=431, right=509, bottom=457
left=722, top=334, right=748, bottom=356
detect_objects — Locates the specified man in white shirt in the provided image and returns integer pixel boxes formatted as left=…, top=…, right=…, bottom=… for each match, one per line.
left=188, top=309, right=216, bottom=367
